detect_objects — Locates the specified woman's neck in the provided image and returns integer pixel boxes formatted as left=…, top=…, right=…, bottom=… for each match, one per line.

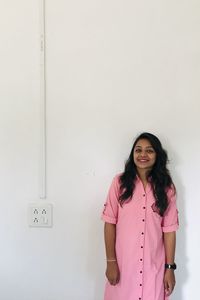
left=137, top=169, right=150, bottom=190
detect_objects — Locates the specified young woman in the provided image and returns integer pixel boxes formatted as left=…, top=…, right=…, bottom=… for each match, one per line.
left=101, top=132, right=179, bottom=300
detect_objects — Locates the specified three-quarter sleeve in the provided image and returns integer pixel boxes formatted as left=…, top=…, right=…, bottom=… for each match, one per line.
left=162, top=187, right=179, bottom=232
left=101, top=175, right=120, bottom=224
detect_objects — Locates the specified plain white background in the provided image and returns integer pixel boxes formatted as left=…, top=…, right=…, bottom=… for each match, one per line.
left=0, top=1, right=199, bottom=299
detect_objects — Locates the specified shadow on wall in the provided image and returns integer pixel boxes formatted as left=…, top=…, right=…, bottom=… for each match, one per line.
left=86, top=212, right=106, bottom=300
left=168, top=144, right=188, bottom=300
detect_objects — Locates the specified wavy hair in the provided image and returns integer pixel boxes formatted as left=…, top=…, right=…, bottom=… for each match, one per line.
left=119, top=132, right=175, bottom=216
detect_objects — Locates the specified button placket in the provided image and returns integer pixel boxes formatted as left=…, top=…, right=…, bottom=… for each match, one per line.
left=138, top=192, right=147, bottom=300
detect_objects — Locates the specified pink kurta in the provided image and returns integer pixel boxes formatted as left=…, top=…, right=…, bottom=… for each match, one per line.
left=101, top=174, right=179, bottom=300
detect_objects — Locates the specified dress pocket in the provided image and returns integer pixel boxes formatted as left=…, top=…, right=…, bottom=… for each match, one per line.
left=151, top=202, right=160, bottom=214
left=151, top=201, right=163, bottom=222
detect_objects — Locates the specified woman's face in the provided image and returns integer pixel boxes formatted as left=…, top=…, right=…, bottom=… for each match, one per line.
left=133, top=138, right=156, bottom=172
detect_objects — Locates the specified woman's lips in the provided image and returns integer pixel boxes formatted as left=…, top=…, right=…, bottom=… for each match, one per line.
left=137, top=159, right=149, bottom=162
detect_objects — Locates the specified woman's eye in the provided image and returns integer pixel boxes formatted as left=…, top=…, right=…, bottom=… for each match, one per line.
left=135, top=148, right=155, bottom=154
left=147, top=149, right=154, bottom=153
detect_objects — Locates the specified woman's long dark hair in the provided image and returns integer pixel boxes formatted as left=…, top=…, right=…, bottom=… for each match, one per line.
left=119, top=132, right=175, bottom=216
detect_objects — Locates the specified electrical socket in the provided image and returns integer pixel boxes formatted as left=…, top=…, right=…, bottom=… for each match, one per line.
left=28, top=203, right=53, bottom=227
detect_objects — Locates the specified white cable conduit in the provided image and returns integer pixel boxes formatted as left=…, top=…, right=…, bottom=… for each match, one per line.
left=39, top=0, right=46, bottom=199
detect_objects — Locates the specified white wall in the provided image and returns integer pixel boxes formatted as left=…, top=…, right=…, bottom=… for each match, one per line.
left=0, top=1, right=199, bottom=299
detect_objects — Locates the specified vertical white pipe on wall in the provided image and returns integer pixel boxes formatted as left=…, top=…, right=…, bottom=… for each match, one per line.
left=39, top=0, right=46, bottom=199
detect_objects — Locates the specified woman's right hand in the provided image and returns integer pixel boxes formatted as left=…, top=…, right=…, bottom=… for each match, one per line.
left=105, top=261, right=120, bottom=285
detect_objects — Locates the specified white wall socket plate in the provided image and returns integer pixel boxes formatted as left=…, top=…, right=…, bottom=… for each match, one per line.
left=28, top=203, right=53, bottom=227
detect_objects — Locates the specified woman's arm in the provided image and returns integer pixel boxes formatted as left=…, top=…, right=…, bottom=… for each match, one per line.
left=104, top=222, right=120, bottom=285
left=163, top=231, right=176, bottom=296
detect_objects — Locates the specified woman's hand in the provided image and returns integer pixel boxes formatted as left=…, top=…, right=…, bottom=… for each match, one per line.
left=164, top=269, right=176, bottom=296
left=106, top=261, right=120, bottom=285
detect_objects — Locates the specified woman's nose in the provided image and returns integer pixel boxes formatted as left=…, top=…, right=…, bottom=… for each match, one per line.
left=140, top=151, right=147, bottom=157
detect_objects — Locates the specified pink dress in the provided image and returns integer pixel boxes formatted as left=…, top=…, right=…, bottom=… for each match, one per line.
left=101, top=174, right=179, bottom=300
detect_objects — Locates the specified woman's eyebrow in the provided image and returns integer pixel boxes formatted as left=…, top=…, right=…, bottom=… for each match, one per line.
left=135, top=145, right=154, bottom=148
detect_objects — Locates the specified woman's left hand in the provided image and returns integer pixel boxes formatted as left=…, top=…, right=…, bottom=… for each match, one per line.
left=164, top=269, right=176, bottom=296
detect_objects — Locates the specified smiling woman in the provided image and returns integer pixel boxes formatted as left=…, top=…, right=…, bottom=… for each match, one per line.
left=133, top=139, right=157, bottom=179
left=101, top=132, right=179, bottom=300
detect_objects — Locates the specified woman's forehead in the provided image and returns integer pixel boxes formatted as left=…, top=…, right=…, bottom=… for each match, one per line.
left=135, top=139, right=153, bottom=148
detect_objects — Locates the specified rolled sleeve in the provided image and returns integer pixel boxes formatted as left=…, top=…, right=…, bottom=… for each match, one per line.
left=162, top=187, right=179, bottom=233
left=101, top=175, right=120, bottom=224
